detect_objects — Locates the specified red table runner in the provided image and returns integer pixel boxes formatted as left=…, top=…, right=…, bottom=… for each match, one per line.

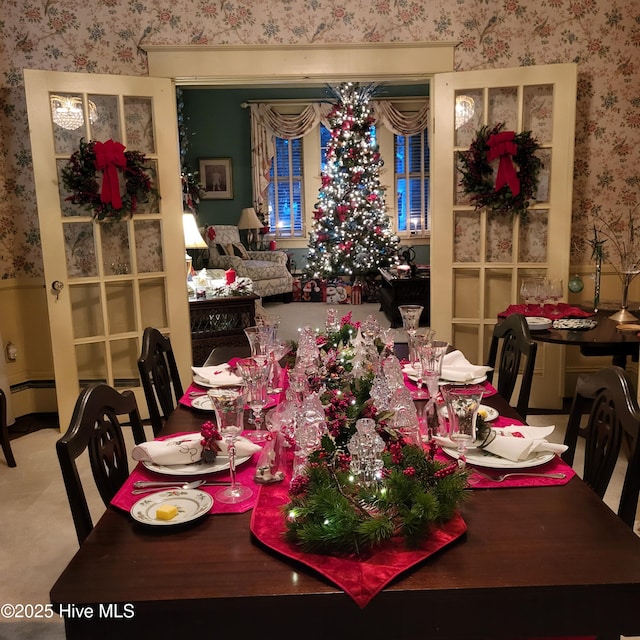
left=498, top=303, right=594, bottom=320
left=250, top=479, right=467, bottom=608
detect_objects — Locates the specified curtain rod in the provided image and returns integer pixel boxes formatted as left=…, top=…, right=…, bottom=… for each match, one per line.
left=241, top=96, right=428, bottom=108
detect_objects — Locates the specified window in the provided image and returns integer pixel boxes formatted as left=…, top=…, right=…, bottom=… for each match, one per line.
left=268, top=137, right=304, bottom=237
left=395, top=129, right=430, bottom=234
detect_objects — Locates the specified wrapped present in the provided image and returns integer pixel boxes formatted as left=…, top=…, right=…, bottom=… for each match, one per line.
left=292, top=277, right=302, bottom=302
left=300, top=278, right=325, bottom=302
left=351, top=281, right=362, bottom=304
left=326, top=279, right=352, bottom=304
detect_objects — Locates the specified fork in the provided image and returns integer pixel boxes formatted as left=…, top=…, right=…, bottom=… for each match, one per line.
left=472, top=469, right=566, bottom=483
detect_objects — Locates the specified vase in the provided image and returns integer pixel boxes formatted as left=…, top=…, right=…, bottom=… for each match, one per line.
left=609, top=271, right=639, bottom=323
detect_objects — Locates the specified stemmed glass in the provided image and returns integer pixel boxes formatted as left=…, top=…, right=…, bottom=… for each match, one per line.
left=236, top=358, right=271, bottom=442
left=207, top=387, right=253, bottom=504
left=520, top=279, right=537, bottom=314
left=442, top=384, right=484, bottom=469
left=244, top=325, right=275, bottom=365
left=419, top=341, right=449, bottom=436
left=267, top=341, right=291, bottom=394
left=398, top=305, right=424, bottom=369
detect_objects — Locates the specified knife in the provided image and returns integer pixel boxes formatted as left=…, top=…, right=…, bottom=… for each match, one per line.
left=133, top=480, right=231, bottom=488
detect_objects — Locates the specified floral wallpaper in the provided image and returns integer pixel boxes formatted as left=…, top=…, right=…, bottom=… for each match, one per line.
left=0, top=0, right=638, bottom=279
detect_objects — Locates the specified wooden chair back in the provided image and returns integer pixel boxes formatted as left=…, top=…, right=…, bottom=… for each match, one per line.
left=563, top=366, right=640, bottom=529
left=0, top=388, right=16, bottom=467
left=137, top=327, right=184, bottom=436
left=486, top=314, right=538, bottom=419
left=56, top=383, right=147, bottom=545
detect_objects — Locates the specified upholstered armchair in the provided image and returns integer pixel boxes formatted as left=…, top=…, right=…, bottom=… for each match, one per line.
left=205, top=225, right=293, bottom=300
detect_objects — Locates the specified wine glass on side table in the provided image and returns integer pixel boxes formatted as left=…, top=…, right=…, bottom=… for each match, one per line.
left=207, top=387, right=253, bottom=504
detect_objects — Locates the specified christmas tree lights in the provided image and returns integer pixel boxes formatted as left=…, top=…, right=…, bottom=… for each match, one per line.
left=305, top=82, right=400, bottom=278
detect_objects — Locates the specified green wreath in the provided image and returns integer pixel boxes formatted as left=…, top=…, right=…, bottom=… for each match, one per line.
left=458, top=123, right=542, bottom=219
left=61, top=138, right=158, bottom=222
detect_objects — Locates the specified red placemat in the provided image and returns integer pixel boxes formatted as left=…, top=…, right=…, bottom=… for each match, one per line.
left=498, top=303, right=594, bottom=319
left=250, top=480, right=467, bottom=608
left=111, top=432, right=264, bottom=515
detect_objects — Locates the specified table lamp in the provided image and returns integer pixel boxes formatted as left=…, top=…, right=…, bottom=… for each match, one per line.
left=183, top=212, right=208, bottom=279
left=237, top=207, right=263, bottom=248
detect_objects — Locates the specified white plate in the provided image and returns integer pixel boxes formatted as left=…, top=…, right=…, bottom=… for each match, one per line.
left=438, top=375, right=487, bottom=386
left=442, top=447, right=555, bottom=469
left=193, top=375, right=244, bottom=389
left=526, top=317, right=552, bottom=331
left=441, top=404, right=498, bottom=422
left=191, top=395, right=215, bottom=411
left=131, top=489, right=213, bottom=526
left=142, top=455, right=250, bottom=476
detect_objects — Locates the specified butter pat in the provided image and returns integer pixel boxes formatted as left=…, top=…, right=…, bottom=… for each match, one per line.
left=156, top=504, right=178, bottom=521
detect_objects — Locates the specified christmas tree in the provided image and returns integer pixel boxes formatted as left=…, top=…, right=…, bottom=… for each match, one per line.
left=305, top=82, right=399, bottom=278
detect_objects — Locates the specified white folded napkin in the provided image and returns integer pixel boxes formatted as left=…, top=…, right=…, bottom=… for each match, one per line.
left=440, top=350, right=492, bottom=382
left=192, top=364, right=243, bottom=387
left=131, top=433, right=261, bottom=466
left=434, top=425, right=567, bottom=462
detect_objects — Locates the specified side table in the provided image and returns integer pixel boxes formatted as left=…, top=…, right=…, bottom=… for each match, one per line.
left=189, top=294, right=259, bottom=365
left=378, top=267, right=430, bottom=328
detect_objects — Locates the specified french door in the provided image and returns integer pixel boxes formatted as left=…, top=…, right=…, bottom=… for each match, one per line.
left=431, top=64, right=577, bottom=409
left=24, top=69, right=191, bottom=429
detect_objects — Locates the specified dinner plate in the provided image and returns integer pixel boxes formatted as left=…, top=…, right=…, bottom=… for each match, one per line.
left=441, top=404, right=498, bottom=422
left=526, top=316, right=552, bottom=331
left=130, top=489, right=213, bottom=526
left=404, top=368, right=487, bottom=386
left=192, top=376, right=244, bottom=389
left=142, top=454, right=251, bottom=476
left=191, top=394, right=277, bottom=412
left=441, top=447, right=555, bottom=469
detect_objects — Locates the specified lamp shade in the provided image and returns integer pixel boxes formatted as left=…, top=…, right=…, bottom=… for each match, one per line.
left=182, top=213, right=207, bottom=249
left=237, top=207, right=263, bottom=230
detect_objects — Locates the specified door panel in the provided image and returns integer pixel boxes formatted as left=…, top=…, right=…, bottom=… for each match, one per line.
left=432, top=64, right=577, bottom=410
left=24, top=69, right=191, bottom=428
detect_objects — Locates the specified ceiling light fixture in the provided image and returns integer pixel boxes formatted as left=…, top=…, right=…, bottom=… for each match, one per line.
left=455, top=95, right=475, bottom=130
left=50, top=95, right=98, bottom=131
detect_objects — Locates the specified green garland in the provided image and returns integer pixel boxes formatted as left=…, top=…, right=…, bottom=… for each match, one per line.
left=61, top=138, right=158, bottom=222
left=458, top=123, right=542, bottom=219
left=282, top=314, right=470, bottom=556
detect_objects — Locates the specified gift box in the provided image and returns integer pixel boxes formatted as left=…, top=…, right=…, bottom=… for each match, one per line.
left=326, top=279, right=352, bottom=304
left=300, top=278, right=325, bottom=302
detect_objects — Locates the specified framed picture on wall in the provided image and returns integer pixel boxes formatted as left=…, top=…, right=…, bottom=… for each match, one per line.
left=199, top=158, right=233, bottom=199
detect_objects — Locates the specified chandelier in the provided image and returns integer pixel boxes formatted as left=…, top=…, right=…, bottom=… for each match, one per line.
left=455, top=95, right=475, bottom=129
left=50, top=95, right=98, bottom=131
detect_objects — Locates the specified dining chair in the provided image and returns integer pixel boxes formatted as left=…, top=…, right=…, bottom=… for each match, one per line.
left=0, top=388, right=16, bottom=467
left=562, top=366, right=640, bottom=530
left=137, top=327, right=184, bottom=436
left=486, top=313, right=538, bottom=419
left=56, top=383, right=147, bottom=545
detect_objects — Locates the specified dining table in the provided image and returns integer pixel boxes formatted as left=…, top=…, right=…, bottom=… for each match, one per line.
left=50, top=362, right=640, bottom=640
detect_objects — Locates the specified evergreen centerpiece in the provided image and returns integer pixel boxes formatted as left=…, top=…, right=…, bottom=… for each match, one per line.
left=283, top=312, right=469, bottom=556
left=458, top=123, right=542, bottom=220
left=305, top=82, right=400, bottom=278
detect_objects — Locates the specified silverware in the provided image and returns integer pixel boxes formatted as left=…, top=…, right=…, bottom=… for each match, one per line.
left=131, top=479, right=231, bottom=495
left=473, top=470, right=566, bottom=483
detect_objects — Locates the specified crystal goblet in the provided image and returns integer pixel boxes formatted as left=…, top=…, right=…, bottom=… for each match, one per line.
left=442, top=384, right=484, bottom=469
left=236, top=358, right=271, bottom=442
left=207, top=387, right=253, bottom=504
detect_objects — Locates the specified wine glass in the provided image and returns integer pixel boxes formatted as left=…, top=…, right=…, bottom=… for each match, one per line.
left=442, top=384, right=484, bottom=469
left=267, top=340, right=291, bottom=394
left=520, top=279, right=537, bottom=314
left=419, top=341, right=449, bottom=438
left=548, top=279, right=563, bottom=304
left=244, top=325, right=274, bottom=365
left=207, top=387, right=253, bottom=504
left=398, top=304, right=424, bottom=369
left=236, top=358, right=271, bottom=442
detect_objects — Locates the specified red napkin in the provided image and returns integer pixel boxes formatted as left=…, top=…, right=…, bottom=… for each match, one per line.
left=498, top=303, right=594, bottom=319
left=111, top=432, right=264, bottom=515
left=250, top=480, right=466, bottom=608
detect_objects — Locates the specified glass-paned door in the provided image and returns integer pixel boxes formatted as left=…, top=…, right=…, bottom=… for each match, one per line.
left=24, top=69, right=191, bottom=428
left=432, top=64, right=577, bottom=410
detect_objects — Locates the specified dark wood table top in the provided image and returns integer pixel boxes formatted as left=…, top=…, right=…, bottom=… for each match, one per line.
left=50, top=393, right=640, bottom=639
left=528, top=308, right=640, bottom=361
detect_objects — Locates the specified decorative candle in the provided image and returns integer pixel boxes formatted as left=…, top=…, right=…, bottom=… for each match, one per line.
left=225, top=269, right=236, bottom=285
left=269, top=240, right=277, bottom=251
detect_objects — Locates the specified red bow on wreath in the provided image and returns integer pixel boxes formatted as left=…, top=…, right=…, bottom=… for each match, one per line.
left=486, top=131, right=520, bottom=197
left=94, top=139, right=126, bottom=210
